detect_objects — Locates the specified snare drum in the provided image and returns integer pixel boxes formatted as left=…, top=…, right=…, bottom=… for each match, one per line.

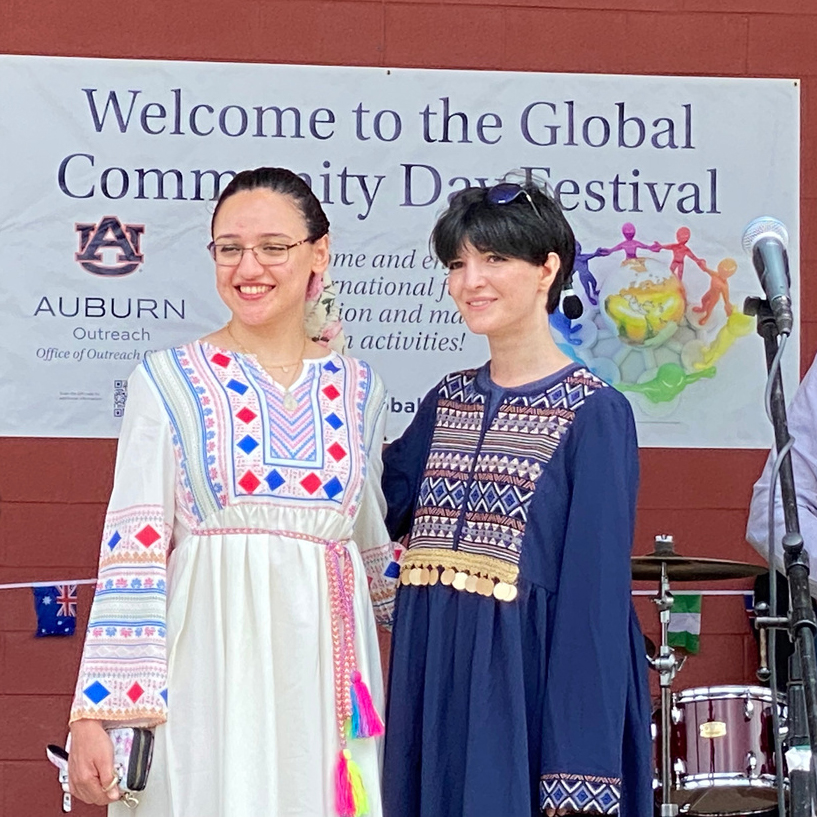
left=659, top=685, right=786, bottom=816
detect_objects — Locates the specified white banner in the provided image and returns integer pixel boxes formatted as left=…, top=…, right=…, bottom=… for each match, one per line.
left=0, top=55, right=799, bottom=445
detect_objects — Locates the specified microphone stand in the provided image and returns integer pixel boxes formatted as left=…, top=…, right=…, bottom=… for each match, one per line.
left=746, top=296, right=817, bottom=817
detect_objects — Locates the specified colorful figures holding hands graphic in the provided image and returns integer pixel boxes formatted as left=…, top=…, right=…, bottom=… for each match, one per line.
left=692, top=258, right=737, bottom=325
left=694, top=310, right=755, bottom=370
left=574, top=241, right=603, bottom=305
left=657, top=227, right=705, bottom=281
left=618, top=362, right=716, bottom=403
left=597, top=223, right=661, bottom=272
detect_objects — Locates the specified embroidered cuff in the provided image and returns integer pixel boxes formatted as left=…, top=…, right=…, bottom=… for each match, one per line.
left=361, top=540, right=401, bottom=629
left=540, top=773, right=621, bottom=815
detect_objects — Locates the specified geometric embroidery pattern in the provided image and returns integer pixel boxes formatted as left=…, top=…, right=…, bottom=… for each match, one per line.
left=143, top=344, right=369, bottom=513
left=408, top=366, right=607, bottom=575
left=540, top=773, right=621, bottom=814
left=71, top=504, right=169, bottom=726
left=71, top=342, right=399, bottom=728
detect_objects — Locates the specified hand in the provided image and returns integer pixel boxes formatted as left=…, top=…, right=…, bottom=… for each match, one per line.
left=68, top=719, right=120, bottom=806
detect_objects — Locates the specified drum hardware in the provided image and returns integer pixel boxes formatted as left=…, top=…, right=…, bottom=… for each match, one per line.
left=641, top=534, right=789, bottom=816
left=664, top=685, right=787, bottom=815
left=746, top=752, right=758, bottom=777
left=645, top=534, right=684, bottom=817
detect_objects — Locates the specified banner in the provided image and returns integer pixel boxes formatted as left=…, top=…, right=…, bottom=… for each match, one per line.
left=0, top=56, right=800, bottom=445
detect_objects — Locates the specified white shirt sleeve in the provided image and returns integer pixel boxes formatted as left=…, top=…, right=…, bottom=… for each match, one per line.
left=746, top=355, right=817, bottom=597
left=353, top=369, right=398, bottom=629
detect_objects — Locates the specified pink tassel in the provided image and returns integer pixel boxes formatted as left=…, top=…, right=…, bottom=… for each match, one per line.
left=349, top=671, right=384, bottom=739
left=335, top=750, right=356, bottom=817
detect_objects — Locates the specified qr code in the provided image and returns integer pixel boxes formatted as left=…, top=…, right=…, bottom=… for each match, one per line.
left=113, top=379, right=128, bottom=417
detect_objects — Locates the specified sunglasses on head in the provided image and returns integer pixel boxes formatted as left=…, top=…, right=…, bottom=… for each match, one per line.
left=485, top=182, right=542, bottom=221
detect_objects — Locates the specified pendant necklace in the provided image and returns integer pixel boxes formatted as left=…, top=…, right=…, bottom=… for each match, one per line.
left=226, top=322, right=307, bottom=412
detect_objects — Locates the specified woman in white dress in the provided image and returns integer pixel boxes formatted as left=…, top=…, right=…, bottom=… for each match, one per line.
left=67, top=167, right=396, bottom=817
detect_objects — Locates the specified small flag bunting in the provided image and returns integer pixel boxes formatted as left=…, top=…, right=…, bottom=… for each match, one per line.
left=32, top=585, right=77, bottom=637
left=668, top=593, right=702, bottom=654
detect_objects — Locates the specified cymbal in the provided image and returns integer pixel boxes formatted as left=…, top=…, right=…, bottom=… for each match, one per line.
left=631, top=553, right=767, bottom=581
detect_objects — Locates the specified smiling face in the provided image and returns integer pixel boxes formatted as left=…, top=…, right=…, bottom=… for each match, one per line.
left=446, top=243, right=561, bottom=341
left=211, top=188, right=329, bottom=330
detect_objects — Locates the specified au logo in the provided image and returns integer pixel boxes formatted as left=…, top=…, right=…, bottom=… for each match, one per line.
left=75, top=216, right=144, bottom=276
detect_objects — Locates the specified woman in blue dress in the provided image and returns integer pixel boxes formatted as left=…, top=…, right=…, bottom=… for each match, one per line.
left=381, top=181, right=652, bottom=817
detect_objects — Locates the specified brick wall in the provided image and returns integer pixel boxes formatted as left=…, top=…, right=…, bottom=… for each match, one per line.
left=2, top=1, right=816, bottom=815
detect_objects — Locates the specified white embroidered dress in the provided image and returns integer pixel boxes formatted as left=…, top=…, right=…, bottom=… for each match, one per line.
left=70, top=342, right=394, bottom=817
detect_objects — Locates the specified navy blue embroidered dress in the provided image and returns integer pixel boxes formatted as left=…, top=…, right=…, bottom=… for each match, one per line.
left=381, top=363, right=651, bottom=817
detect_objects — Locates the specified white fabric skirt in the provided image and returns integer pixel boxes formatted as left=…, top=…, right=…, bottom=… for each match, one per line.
left=111, top=525, right=384, bottom=817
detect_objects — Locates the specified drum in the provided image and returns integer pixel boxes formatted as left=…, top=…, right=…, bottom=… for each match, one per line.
left=656, top=685, right=786, bottom=815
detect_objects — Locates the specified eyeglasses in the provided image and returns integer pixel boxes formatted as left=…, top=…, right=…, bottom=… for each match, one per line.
left=485, top=182, right=542, bottom=221
left=207, top=237, right=312, bottom=266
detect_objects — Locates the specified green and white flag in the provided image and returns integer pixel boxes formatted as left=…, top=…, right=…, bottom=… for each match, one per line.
left=668, top=594, right=702, bottom=654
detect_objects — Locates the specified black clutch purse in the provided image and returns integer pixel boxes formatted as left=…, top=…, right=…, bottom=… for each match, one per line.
left=46, top=726, right=154, bottom=810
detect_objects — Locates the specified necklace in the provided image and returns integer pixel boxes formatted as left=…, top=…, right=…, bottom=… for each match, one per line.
left=226, top=322, right=307, bottom=412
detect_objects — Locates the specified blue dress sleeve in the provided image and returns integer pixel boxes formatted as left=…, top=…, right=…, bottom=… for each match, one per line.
left=381, top=385, right=439, bottom=541
left=539, top=388, right=640, bottom=814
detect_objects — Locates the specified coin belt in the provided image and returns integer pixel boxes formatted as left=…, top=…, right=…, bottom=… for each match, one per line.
left=398, top=547, right=520, bottom=602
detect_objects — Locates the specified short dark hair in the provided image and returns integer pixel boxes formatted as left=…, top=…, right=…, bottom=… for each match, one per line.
left=211, top=167, right=329, bottom=241
left=431, top=183, right=575, bottom=314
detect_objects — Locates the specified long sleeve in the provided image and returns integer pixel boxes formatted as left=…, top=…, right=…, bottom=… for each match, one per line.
left=354, top=370, right=399, bottom=629
left=70, top=363, right=176, bottom=726
left=746, top=355, right=817, bottom=597
left=381, top=386, right=438, bottom=541
left=539, top=389, right=640, bottom=814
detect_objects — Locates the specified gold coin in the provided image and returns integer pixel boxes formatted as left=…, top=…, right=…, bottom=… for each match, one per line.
left=477, top=577, right=494, bottom=597
left=504, top=584, right=518, bottom=602
left=419, top=567, right=430, bottom=585
left=428, top=568, right=439, bottom=586
left=440, top=568, right=456, bottom=586
left=464, top=575, right=479, bottom=593
left=409, top=567, right=422, bottom=586
left=493, top=582, right=510, bottom=601
left=452, top=572, right=468, bottom=591
left=400, top=570, right=411, bottom=586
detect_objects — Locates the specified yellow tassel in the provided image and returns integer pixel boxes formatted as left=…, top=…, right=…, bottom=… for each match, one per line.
left=345, top=750, right=369, bottom=816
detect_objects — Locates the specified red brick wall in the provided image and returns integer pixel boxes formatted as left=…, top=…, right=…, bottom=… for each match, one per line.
left=2, top=2, right=816, bottom=815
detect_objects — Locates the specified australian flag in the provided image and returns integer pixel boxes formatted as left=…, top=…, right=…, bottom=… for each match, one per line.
left=32, top=585, right=77, bottom=637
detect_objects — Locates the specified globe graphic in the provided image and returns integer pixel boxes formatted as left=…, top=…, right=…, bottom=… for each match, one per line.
left=598, top=257, right=688, bottom=348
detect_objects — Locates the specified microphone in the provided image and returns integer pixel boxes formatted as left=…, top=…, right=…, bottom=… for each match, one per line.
left=742, top=217, right=793, bottom=336
left=561, top=275, right=583, bottom=320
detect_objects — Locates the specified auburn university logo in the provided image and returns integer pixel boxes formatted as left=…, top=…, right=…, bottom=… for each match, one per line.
left=75, top=216, right=144, bottom=276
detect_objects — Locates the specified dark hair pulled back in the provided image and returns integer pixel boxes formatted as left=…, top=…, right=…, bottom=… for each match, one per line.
left=211, top=167, right=329, bottom=241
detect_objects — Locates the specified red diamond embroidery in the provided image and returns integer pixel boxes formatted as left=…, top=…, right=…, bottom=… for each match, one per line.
left=300, top=473, right=322, bottom=494
left=126, top=682, right=144, bottom=703
left=239, top=471, right=261, bottom=493
left=322, top=385, right=340, bottom=401
left=135, top=525, right=161, bottom=548
left=211, top=353, right=231, bottom=368
left=236, top=407, right=257, bottom=424
left=328, top=442, right=347, bottom=461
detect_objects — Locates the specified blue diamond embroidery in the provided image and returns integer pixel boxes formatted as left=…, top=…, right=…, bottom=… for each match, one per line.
left=323, top=477, right=343, bottom=499
left=325, top=412, right=343, bottom=430
left=237, top=435, right=259, bottom=454
left=265, top=470, right=285, bottom=491
left=323, top=360, right=341, bottom=374
left=160, top=688, right=168, bottom=704
left=84, top=681, right=111, bottom=704
left=107, top=531, right=122, bottom=550
left=227, top=379, right=248, bottom=395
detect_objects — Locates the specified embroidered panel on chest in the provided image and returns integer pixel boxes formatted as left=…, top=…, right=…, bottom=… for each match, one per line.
left=458, top=402, right=574, bottom=552
left=188, top=350, right=363, bottom=509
